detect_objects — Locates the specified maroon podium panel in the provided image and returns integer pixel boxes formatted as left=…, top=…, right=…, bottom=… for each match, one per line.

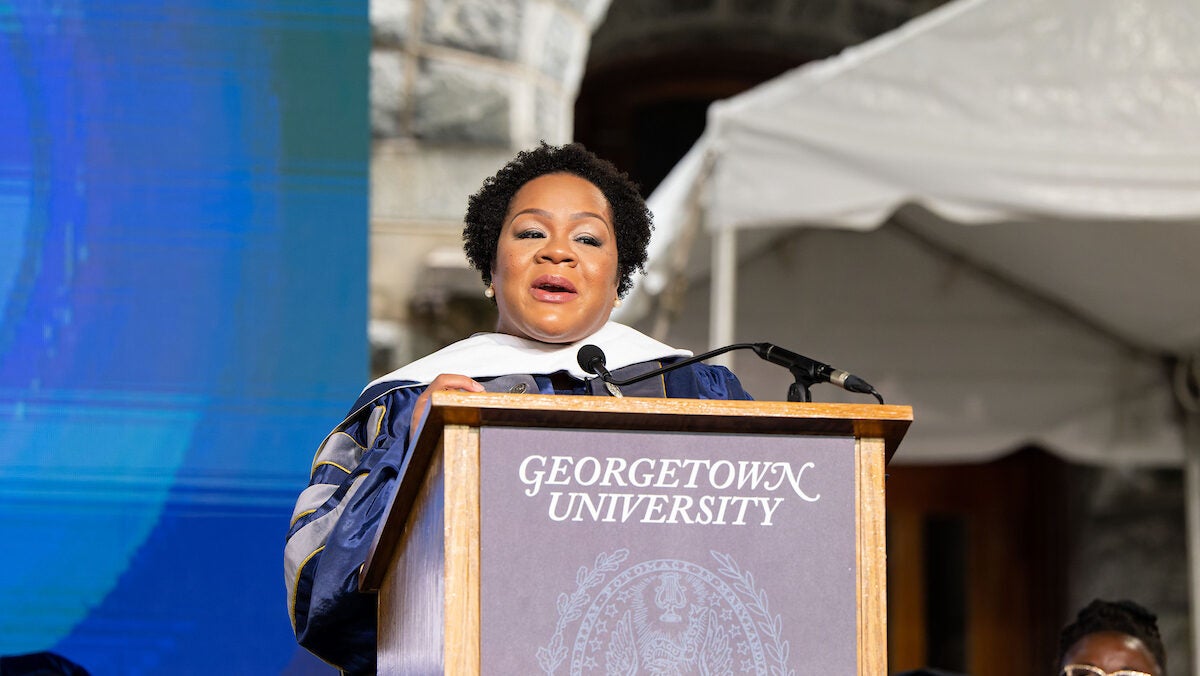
left=480, top=426, right=857, bottom=675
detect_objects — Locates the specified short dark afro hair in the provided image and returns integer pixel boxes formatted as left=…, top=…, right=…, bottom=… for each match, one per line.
left=462, top=142, right=653, bottom=298
left=1057, top=599, right=1166, bottom=675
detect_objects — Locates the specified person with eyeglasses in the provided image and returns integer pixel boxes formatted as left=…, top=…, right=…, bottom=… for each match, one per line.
left=1056, top=598, right=1166, bottom=676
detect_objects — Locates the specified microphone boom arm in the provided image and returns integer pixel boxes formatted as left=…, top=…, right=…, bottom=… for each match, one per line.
left=600, top=342, right=884, bottom=404
left=605, top=343, right=756, bottom=386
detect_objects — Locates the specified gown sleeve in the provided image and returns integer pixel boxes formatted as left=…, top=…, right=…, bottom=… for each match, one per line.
left=283, top=383, right=425, bottom=674
left=663, top=361, right=754, bottom=401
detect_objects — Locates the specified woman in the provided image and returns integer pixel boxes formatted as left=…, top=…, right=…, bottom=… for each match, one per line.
left=1057, top=599, right=1166, bottom=676
left=284, top=142, right=751, bottom=673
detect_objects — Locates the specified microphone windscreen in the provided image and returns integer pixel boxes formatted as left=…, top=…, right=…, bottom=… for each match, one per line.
left=576, top=344, right=606, bottom=374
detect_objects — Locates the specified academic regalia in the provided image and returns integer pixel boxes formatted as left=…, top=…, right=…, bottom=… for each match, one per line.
left=283, top=323, right=751, bottom=674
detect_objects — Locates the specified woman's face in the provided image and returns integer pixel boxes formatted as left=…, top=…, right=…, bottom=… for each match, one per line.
left=492, top=172, right=619, bottom=344
left=1060, top=631, right=1161, bottom=676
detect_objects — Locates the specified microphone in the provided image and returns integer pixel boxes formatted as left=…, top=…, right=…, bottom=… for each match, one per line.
left=577, top=344, right=614, bottom=382
left=576, top=343, right=883, bottom=403
left=751, top=343, right=879, bottom=398
left=577, top=344, right=623, bottom=397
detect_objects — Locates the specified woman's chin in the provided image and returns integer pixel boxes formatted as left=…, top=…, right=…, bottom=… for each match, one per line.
left=524, top=327, right=591, bottom=344
left=504, top=317, right=606, bottom=345
left=493, top=295, right=616, bottom=344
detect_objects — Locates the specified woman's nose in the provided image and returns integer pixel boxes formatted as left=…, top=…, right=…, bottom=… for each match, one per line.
left=536, top=236, right=575, bottom=263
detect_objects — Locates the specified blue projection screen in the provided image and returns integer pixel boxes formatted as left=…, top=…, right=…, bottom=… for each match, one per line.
left=1, top=2, right=367, bottom=673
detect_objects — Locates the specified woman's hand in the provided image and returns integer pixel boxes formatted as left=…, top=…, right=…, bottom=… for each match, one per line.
left=409, top=374, right=485, bottom=442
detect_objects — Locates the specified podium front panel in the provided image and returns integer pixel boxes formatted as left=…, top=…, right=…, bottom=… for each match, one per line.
left=479, top=426, right=857, bottom=675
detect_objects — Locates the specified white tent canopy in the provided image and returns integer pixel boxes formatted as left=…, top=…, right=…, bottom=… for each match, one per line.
left=630, top=0, right=1200, bottom=465
left=623, top=0, right=1200, bottom=663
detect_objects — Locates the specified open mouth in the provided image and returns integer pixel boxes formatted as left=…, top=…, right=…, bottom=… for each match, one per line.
left=531, top=275, right=577, bottom=299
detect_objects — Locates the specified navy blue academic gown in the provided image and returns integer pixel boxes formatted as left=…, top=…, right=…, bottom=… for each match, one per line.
left=284, top=358, right=751, bottom=674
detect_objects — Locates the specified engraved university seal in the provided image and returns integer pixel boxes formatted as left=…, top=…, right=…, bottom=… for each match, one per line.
left=537, top=550, right=793, bottom=676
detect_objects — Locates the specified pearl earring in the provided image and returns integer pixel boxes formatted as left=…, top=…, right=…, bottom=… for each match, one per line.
left=484, top=285, right=495, bottom=299
left=613, top=297, right=622, bottom=308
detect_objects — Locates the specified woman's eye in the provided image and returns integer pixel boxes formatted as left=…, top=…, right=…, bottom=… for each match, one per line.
left=515, top=229, right=545, bottom=239
left=576, top=234, right=601, bottom=247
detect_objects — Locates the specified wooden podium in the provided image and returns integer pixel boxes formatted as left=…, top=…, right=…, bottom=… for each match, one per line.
left=360, top=392, right=911, bottom=675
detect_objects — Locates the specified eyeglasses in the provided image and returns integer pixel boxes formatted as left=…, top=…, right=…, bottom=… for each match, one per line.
left=1061, top=665, right=1154, bottom=676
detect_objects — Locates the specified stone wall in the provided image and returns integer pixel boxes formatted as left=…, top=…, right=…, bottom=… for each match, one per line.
left=1064, top=464, right=1190, bottom=672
